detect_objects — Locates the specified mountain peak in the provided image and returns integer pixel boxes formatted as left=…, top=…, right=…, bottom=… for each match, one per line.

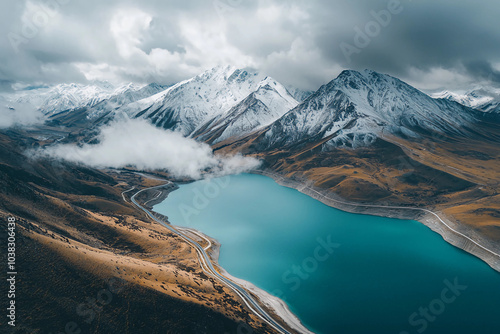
left=326, top=69, right=425, bottom=101
left=260, top=69, right=480, bottom=150
left=145, top=82, right=164, bottom=90
left=194, top=66, right=263, bottom=88
left=209, top=64, right=236, bottom=76
left=432, top=86, right=500, bottom=113
left=257, top=76, right=279, bottom=89
left=334, top=69, right=394, bottom=84
left=119, top=66, right=279, bottom=136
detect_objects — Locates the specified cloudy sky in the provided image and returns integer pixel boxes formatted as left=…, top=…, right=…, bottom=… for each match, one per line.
left=1, top=0, right=500, bottom=92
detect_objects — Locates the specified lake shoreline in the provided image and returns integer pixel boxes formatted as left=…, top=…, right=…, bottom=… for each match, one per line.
left=147, top=181, right=314, bottom=334
left=253, top=169, right=500, bottom=273
left=168, top=226, right=314, bottom=333
left=150, top=171, right=500, bottom=334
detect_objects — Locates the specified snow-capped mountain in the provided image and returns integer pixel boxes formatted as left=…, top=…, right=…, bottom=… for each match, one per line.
left=432, top=87, right=500, bottom=113
left=9, top=82, right=115, bottom=115
left=4, top=82, right=166, bottom=117
left=119, top=66, right=296, bottom=137
left=7, top=66, right=495, bottom=153
left=258, top=70, right=484, bottom=149
left=193, top=77, right=298, bottom=143
left=286, top=86, right=314, bottom=102
left=85, top=83, right=166, bottom=119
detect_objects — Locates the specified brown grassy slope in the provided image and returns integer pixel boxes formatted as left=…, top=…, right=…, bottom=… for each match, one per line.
left=0, top=131, right=273, bottom=334
left=216, top=135, right=477, bottom=205
left=214, top=128, right=500, bottom=245
left=0, top=219, right=250, bottom=334
left=384, top=133, right=500, bottom=243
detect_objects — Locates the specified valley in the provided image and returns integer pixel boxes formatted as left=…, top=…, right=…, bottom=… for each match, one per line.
left=2, top=1, right=500, bottom=333
left=1, top=66, right=499, bottom=334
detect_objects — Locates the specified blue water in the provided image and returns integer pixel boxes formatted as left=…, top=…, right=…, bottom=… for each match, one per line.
left=154, top=174, right=500, bottom=334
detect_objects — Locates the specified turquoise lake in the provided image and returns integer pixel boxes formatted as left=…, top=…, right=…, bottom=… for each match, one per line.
left=153, top=173, right=500, bottom=334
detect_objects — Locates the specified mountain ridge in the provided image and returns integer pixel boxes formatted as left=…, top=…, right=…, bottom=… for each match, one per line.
left=432, top=86, right=500, bottom=113
left=117, top=66, right=299, bottom=139
left=251, top=69, right=489, bottom=151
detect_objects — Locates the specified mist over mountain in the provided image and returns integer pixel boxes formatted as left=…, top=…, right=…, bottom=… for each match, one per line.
left=2, top=82, right=167, bottom=117
left=432, top=87, right=500, bottom=113
left=2, top=2, right=500, bottom=333
left=7, top=66, right=498, bottom=155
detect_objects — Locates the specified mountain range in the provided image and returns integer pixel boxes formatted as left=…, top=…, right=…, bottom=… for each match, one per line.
left=253, top=69, right=492, bottom=150
left=5, top=66, right=498, bottom=150
left=8, top=64, right=495, bottom=211
left=114, top=66, right=299, bottom=139
left=1, top=66, right=500, bottom=334
left=432, top=87, right=500, bottom=113
left=10, top=82, right=170, bottom=115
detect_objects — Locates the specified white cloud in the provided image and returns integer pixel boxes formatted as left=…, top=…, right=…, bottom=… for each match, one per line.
left=178, top=17, right=255, bottom=70
left=0, top=98, right=44, bottom=128
left=33, top=117, right=260, bottom=179
left=110, top=9, right=152, bottom=59
left=2, top=0, right=499, bottom=91
left=405, top=67, right=476, bottom=92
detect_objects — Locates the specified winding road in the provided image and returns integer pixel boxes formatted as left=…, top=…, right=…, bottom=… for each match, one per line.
left=129, top=182, right=292, bottom=334
left=121, top=186, right=135, bottom=203
left=179, top=228, right=213, bottom=251
left=127, top=170, right=500, bottom=334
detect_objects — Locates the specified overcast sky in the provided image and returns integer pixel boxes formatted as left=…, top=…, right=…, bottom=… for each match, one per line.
left=1, top=0, right=499, bottom=92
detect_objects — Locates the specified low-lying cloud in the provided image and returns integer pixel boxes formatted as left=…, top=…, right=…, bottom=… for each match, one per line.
left=0, top=98, right=44, bottom=128
left=33, top=117, right=260, bottom=179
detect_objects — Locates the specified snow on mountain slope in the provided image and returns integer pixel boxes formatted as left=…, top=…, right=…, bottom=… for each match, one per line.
left=261, top=70, right=481, bottom=149
left=432, top=87, right=500, bottom=113
left=86, top=83, right=166, bottom=119
left=117, top=66, right=272, bottom=136
left=9, top=82, right=115, bottom=115
left=286, top=86, right=314, bottom=102
left=194, top=77, right=298, bottom=143
left=5, top=66, right=491, bottom=152
left=3, top=82, right=166, bottom=118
